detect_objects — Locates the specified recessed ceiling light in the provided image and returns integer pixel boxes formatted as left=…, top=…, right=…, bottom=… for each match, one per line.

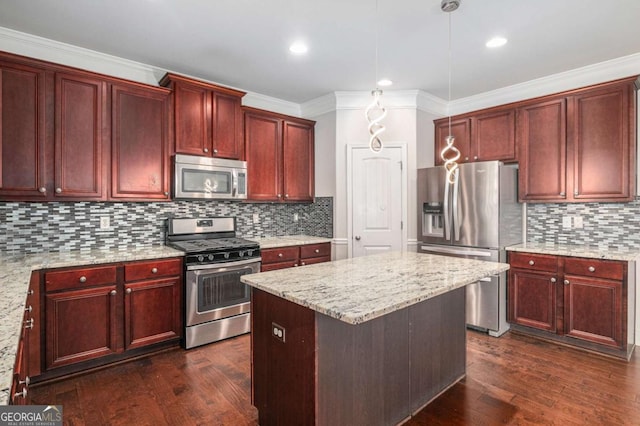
left=486, top=37, right=507, bottom=48
left=289, top=42, right=308, bottom=55
left=377, top=78, right=393, bottom=87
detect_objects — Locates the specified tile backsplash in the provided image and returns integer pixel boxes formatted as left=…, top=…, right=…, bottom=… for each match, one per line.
left=0, top=197, right=333, bottom=255
left=526, top=197, right=640, bottom=249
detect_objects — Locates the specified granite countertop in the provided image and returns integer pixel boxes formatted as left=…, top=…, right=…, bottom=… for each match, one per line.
left=507, top=242, right=640, bottom=261
left=241, top=251, right=509, bottom=325
left=250, top=235, right=332, bottom=249
left=0, top=246, right=184, bottom=405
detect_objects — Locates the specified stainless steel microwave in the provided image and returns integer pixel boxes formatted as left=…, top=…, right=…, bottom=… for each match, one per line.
left=174, top=154, right=247, bottom=200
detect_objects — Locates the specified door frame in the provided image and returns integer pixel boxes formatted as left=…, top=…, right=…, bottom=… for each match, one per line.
left=346, top=143, right=408, bottom=258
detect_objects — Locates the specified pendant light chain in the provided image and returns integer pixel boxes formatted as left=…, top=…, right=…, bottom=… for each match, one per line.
left=365, top=0, right=386, bottom=153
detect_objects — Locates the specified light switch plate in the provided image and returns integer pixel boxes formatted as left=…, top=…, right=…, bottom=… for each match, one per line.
left=100, top=217, right=110, bottom=229
left=574, top=216, right=584, bottom=229
left=562, top=216, right=571, bottom=229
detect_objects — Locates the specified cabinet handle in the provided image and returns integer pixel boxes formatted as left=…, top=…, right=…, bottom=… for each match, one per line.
left=110, top=290, right=117, bottom=296
left=213, top=149, right=218, bottom=154
left=314, top=249, right=320, bottom=254
left=38, top=187, right=46, bottom=193
left=559, top=192, right=566, bottom=196
left=294, top=263, right=298, bottom=267
left=277, top=193, right=282, bottom=198
left=464, top=156, right=469, bottom=161
left=27, top=289, right=34, bottom=295
left=301, top=261, right=305, bottom=266
left=19, top=376, right=30, bottom=386
left=24, top=318, right=34, bottom=329
left=285, top=194, right=289, bottom=198
left=126, top=288, right=132, bottom=294
left=528, top=260, right=535, bottom=266
left=79, top=276, right=87, bottom=283
left=164, top=192, right=169, bottom=197
left=355, top=236, right=361, bottom=241
left=151, top=267, right=158, bottom=274
left=13, top=388, right=27, bottom=399
left=564, top=279, right=570, bottom=285
left=25, top=305, right=32, bottom=313
left=588, top=266, right=595, bottom=272
left=55, top=187, right=62, bottom=194
left=204, top=148, right=209, bottom=153
left=473, top=156, right=478, bottom=160
left=574, top=190, right=579, bottom=196
left=550, top=277, right=557, bottom=283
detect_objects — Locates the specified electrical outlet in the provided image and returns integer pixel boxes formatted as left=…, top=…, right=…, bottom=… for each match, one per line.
left=253, top=213, right=260, bottom=223
left=574, top=216, right=584, bottom=229
left=293, top=213, right=299, bottom=222
left=100, top=216, right=110, bottom=229
left=272, top=322, right=285, bottom=343
left=562, top=216, right=571, bottom=229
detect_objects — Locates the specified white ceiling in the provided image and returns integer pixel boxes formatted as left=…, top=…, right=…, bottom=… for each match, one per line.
left=1, top=0, right=640, bottom=104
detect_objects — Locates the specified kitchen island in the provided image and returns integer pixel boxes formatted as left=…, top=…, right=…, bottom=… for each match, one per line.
left=241, top=251, right=510, bottom=426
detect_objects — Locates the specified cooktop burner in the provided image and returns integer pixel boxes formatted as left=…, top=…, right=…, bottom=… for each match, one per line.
left=166, top=217, right=261, bottom=266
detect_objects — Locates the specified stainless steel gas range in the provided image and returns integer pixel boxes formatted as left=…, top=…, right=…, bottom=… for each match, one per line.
left=166, top=217, right=261, bottom=349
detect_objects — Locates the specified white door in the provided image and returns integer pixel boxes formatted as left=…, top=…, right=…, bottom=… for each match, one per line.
left=350, top=145, right=405, bottom=257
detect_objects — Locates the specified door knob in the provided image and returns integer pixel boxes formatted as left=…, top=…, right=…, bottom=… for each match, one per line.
left=355, top=236, right=361, bottom=241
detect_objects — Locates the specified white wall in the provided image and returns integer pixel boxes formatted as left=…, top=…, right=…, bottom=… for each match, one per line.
left=310, top=111, right=336, bottom=198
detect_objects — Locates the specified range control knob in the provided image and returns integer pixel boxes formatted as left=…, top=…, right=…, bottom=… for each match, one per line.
left=224, top=252, right=230, bottom=259
left=197, top=255, right=204, bottom=262
left=239, top=251, right=245, bottom=257
left=208, top=254, right=215, bottom=261
left=247, top=250, right=253, bottom=256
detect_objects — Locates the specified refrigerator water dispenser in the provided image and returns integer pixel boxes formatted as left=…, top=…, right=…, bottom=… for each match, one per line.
left=422, top=203, right=444, bottom=238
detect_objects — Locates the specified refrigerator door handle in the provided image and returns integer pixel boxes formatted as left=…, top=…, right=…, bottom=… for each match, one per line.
left=452, top=169, right=461, bottom=241
left=419, top=245, right=493, bottom=257
left=443, top=173, right=451, bottom=241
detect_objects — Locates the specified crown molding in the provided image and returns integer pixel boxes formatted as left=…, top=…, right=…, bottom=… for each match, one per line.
left=449, top=52, right=640, bottom=116
left=242, top=92, right=301, bottom=117
left=301, top=93, right=337, bottom=118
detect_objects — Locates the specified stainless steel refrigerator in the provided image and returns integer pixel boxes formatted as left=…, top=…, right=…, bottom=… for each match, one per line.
left=417, top=161, right=522, bottom=336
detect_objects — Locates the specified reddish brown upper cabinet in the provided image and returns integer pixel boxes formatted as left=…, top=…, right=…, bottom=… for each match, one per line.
left=508, top=251, right=631, bottom=359
left=434, top=107, right=516, bottom=166
left=244, top=107, right=315, bottom=202
left=55, top=72, right=108, bottom=200
left=160, top=73, right=245, bottom=159
left=0, top=59, right=48, bottom=200
left=518, top=77, right=637, bottom=203
left=111, top=82, right=171, bottom=200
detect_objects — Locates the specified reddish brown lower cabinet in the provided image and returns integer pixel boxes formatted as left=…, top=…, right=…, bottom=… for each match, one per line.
left=40, top=258, right=183, bottom=379
left=508, top=251, right=631, bottom=359
left=260, top=243, right=331, bottom=272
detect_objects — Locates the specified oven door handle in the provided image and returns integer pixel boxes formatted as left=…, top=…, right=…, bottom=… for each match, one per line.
left=186, top=257, right=262, bottom=271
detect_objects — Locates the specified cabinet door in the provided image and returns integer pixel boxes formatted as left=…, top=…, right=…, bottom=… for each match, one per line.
left=517, top=98, right=567, bottom=202
left=563, top=274, right=623, bottom=348
left=282, top=119, right=314, bottom=202
left=55, top=72, right=106, bottom=199
left=111, top=83, right=170, bottom=200
left=45, top=285, right=119, bottom=369
left=0, top=61, right=48, bottom=199
left=124, top=277, right=182, bottom=350
left=508, top=269, right=557, bottom=332
left=173, top=81, right=211, bottom=156
left=473, top=109, right=516, bottom=162
left=212, top=92, right=243, bottom=159
left=570, top=83, right=634, bottom=201
left=434, top=118, right=471, bottom=165
left=245, top=111, right=282, bottom=201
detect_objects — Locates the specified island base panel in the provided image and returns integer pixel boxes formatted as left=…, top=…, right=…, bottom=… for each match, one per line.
left=252, top=287, right=467, bottom=425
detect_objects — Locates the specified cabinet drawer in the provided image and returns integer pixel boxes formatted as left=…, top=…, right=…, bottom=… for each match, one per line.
left=261, top=261, right=298, bottom=272
left=45, top=265, right=117, bottom=292
left=300, top=243, right=330, bottom=259
left=509, top=252, right=557, bottom=272
left=564, top=257, right=624, bottom=280
left=261, top=246, right=299, bottom=264
left=300, top=256, right=331, bottom=266
left=125, top=258, right=182, bottom=281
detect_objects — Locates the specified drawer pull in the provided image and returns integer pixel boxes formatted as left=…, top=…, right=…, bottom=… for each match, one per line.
left=13, top=388, right=27, bottom=399
left=38, top=187, right=46, bottom=193
left=24, top=318, right=34, bottom=329
left=550, top=277, right=556, bottom=283
left=314, top=249, right=320, bottom=253
left=55, top=187, right=62, bottom=194
left=79, top=276, right=87, bottom=283
left=564, top=279, right=570, bottom=285
left=301, top=261, right=305, bottom=266
left=588, top=266, right=595, bottom=272
left=126, top=288, right=132, bottom=294
left=19, top=376, right=30, bottom=386
left=278, top=253, right=283, bottom=258
left=27, top=289, right=34, bottom=295
left=528, top=260, right=535, bottom=266
left=110, top=290, right=117, bottom=296
left=25, top=305, right=32, bottom=313
left=151, top=267, right=158, bottom=274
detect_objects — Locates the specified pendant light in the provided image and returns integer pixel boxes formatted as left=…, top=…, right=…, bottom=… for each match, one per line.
left=440, top=0, right=461, bottom=184
left=365, top=0, right=387, bottom=153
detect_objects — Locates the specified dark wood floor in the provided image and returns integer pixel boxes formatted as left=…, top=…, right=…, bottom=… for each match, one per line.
left=30, top=330, right=640, bottom=425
